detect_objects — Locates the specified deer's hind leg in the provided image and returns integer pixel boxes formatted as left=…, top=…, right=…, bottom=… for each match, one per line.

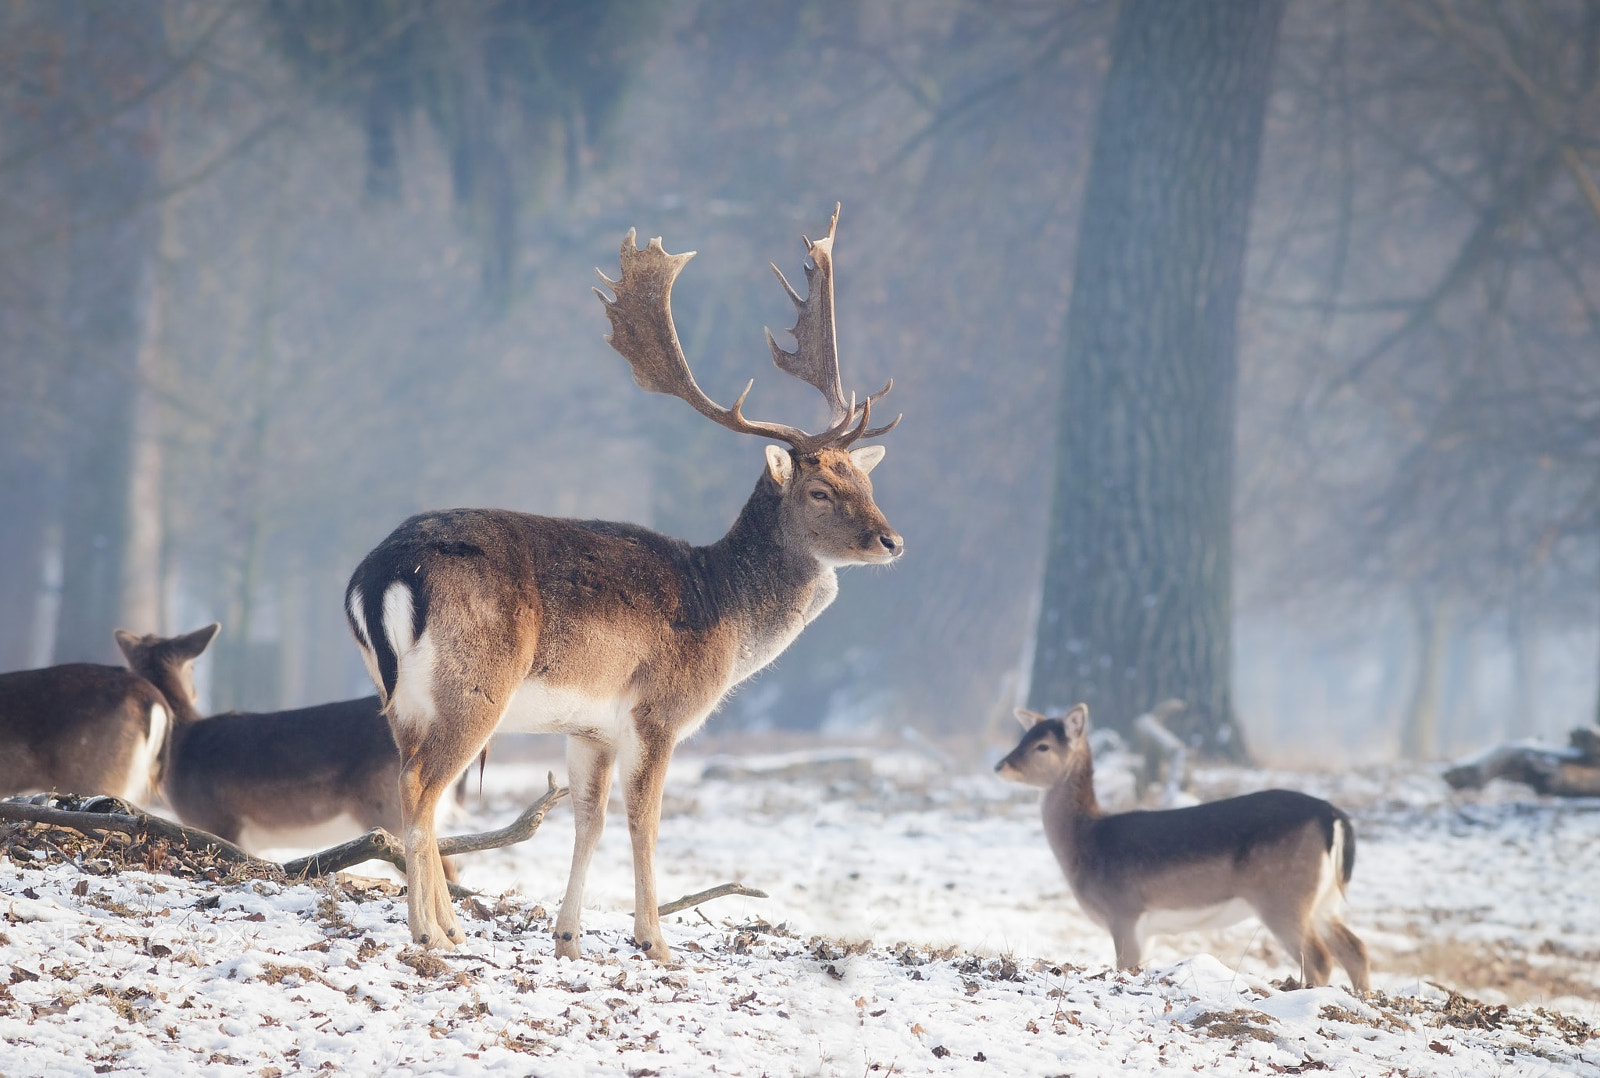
left=390, top=644, right=516, bottom=949
left=1256, top=897, right=1333, bottom=988
left=1320, top=917, right=1370, bottom=993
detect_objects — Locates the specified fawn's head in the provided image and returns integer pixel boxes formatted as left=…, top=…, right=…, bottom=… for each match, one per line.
left=995, top=703, right=1090, bottom=787
left=114, top=623, right=220, bottom=707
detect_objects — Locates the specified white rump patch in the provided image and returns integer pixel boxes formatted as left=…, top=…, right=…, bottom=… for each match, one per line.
left=119, top=702, right=169, bottom=806
left=1312, top=821, right=1347, bottom=922
left=381, top=581, right=416, bottom=658
left=1136, top=898, right=1254, bottom=945
left=390, top=627, right=439, bottom=735
left=347, top=587, right=369, bottom=646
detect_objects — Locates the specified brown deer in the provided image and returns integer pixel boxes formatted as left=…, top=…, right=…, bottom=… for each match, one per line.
left=346, top=206, right=902, bottom=957
left=997, top=704, right=1370, bottom=992
left=0, top=630, right=210, bottom=805
left=115, top=626, right=462, bottom=878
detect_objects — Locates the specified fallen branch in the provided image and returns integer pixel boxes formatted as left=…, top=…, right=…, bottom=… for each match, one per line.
left=281, top=772, right=569, bottom=894
left=2, top=774, right=569, bottom=899
left=438, top=772, right=569, bottom=856
left=0, top=800, right=271, bottom=869
left=658, top=882, right=768, bottom=917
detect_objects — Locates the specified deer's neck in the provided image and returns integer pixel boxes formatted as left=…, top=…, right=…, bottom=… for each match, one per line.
left=1041, top=751, right=1102, bottom=867
left=138, top=665, right=205, bottom=738
left=688, top=475, right=836, bottom=674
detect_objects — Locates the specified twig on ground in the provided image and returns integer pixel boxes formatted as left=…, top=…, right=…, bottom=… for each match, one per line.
left=658, top=881, right=769, bottom=917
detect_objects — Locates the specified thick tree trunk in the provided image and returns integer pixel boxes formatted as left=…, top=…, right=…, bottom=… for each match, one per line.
left=1030, top=0, right=1284, bottom=758
left=47, top=5, right=164, bottom=664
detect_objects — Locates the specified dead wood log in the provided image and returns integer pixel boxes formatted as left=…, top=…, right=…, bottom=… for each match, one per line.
left=1132, top=698, right=1189, bottom=803
left=1568, top=725, right=1600, bottom=765
left=657, top=882, right=768, bottom=917
left=1442, top=731, right=1600, bottom=797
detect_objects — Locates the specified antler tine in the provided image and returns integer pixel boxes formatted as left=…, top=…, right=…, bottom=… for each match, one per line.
left=597, top=230, right=812, bottom=446
left=766, top=203, right=852, bottom=425
left=857, top=379, right=902, bottom=441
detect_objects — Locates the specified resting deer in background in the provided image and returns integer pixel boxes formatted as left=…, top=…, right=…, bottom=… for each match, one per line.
left=346, top=206, right=902, bottom=957
left=997, top=704, right=1370, bottom=992
left=116, top=625, right=463, bottom=879
left=0, top=635, right=193, bottom=805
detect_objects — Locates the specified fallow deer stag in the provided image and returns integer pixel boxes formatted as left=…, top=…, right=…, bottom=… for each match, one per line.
left=997, top=704, right=1370, bottom=992
left=0, top=628, right=215, bottom=805
left=115, top=625, right=462, bottom=878
left=346, top=205, right=902, bottom=957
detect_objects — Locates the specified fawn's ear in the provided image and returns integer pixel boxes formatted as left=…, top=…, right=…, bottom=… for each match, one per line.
left=1013, top=707, right=1047, bottom=730
left=177, top=622, right=222, bottom=659
left=112, top=629, right=141, bottom=662
left=1063, top=703, right=1089, bottom=739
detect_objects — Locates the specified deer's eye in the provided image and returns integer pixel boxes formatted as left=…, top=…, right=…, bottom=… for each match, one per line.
left=1035, top=743, right=1050, bottom=752
left=810, top=489, right=831, bottom=502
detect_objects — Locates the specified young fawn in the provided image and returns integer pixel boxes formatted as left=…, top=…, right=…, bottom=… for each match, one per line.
left=0, top=644, right=176, bottom=805
left=116, top=625, right=461, bottom=877
left=997, top=704, right=1369, bottom=992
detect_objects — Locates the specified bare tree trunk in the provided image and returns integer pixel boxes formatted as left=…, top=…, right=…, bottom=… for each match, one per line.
left=1508, top=591, right=1539, bottom=740
left=121, top=168, right=178, bottom=639
left=48, top=4, right=165, bottom=664
left=1402, top=592, right=1451, bottom=760
left=1030, top=0, right=1285, bottom=758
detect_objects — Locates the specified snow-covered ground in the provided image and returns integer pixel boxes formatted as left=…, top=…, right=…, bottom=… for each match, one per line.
left=1, top=743, right=1596, bottom=1075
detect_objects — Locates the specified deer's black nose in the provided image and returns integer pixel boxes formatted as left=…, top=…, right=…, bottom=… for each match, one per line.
left=878, top=532, right=903, bottom=557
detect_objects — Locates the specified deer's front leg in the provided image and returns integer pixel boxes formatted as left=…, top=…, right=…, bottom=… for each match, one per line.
left=622, top=737, right=673, bottom=963
left=555, top=737, right=615, bottom=960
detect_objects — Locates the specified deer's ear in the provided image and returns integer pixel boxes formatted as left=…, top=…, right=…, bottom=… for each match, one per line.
left=112, top=629, right=140, bottom=661
left=179, top=622, right=222, bottom=659
left=1014, top=707, right=1047, bottom=730
left=849, top=444, right=886, bottom=474
left=765, top=445, right=793, bottom=488
left=1063, top=703, right=1089, bottom=738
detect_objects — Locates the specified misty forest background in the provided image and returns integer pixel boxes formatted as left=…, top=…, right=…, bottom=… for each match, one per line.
left=1, top=0, right=1597, bottom=767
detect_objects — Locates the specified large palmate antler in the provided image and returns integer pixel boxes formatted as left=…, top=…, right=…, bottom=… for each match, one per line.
left=594, top=205, right=899, bottom=453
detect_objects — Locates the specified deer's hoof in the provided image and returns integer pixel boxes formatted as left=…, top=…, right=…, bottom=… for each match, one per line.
left=637, top=937, right=672, bottom=964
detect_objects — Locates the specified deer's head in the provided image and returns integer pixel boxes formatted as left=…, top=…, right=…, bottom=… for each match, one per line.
left=596, top=204, right=903, bottom=567
left=995, top=703, right=1090, bottom=787
left=114, top=623, right=221, bottom=708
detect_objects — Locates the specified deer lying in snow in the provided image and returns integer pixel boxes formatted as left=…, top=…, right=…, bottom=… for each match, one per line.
left=346, top=206, right=902, bottom=957
left=0, top=646, right=174, bottom=804
left=997, top=704, right=1369, bottom=992
left=116, top=624, right=462, bottom=877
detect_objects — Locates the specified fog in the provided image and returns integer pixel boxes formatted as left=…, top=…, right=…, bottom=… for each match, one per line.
left=2, top=0, right=1595, bottom=764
